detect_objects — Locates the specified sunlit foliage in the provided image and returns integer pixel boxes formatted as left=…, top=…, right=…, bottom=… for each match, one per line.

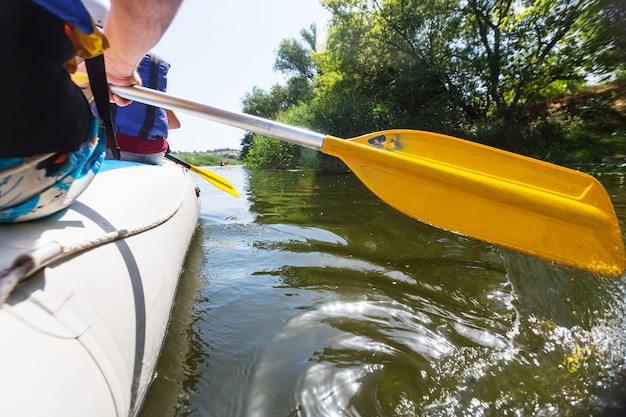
left=243, top=0, right=625, bottom=167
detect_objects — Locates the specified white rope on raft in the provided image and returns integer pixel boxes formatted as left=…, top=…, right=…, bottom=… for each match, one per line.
left=0, top=206, right=180, bottom=306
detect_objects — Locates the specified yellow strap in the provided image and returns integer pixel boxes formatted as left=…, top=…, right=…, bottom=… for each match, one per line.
left=65, top=19, right=109, bottom=74
left=63, top=19, right=109, bottom=74
left=69, top=21, right=109, bottom=59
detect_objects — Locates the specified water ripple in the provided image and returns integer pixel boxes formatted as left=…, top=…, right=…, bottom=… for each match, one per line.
left=141, top=167, right=626, bottom=417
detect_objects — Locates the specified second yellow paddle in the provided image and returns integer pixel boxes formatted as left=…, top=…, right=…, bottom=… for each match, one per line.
left=164, top=153, right=239, bottom=198
left=111, top=85, right=626, bottom=276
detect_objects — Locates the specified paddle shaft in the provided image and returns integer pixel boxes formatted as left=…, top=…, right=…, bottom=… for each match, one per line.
left=110, top=85, right=326, bottom=150
left=164, top=152, right=192, bottom=169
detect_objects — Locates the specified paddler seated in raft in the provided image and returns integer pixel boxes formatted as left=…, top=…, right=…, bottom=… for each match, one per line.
left=0, top=0, right=183, bottom=223
left=106, top=52, right=181, bottom=165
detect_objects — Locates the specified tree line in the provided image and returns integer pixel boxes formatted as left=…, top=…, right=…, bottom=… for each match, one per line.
left=241, top=0, right=625, bottom=169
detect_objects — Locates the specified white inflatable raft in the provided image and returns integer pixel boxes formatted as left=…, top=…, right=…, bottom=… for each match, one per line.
left=0, top=159, right=200, bottom=417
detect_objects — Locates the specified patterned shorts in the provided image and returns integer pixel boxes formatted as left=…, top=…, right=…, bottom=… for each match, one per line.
left=0, top=117, right=104, bottom=223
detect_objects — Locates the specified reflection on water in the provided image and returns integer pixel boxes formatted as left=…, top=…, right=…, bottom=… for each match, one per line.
left=138, top=227, right=208, bottom=416
left=141, top=166, right=626, bottom=417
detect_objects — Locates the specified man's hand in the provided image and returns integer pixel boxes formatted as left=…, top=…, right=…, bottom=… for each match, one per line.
left=103, top=53, right=142, bottom=106
left=77, top=59, right=141, bottom=106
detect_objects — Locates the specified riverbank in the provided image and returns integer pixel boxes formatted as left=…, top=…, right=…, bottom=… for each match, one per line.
left=169, top=150, right=242, bottom=167
left=546, top=81, right=626, bottom=163
left=173, top=80, right=625, bottom=170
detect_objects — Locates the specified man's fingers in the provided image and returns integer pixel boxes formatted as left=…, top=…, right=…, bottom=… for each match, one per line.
left=110, top=92, right=133, bottom=106
left=106, top=70, right=142, bottom=105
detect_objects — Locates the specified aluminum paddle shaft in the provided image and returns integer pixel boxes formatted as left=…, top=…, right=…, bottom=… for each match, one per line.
left=111, top=85, right=326, bottom=150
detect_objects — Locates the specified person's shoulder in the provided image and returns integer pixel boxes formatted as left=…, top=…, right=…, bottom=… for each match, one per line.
left=138, top=53, right=171, bottom=70
left=136, top=53, right=171, bottom=86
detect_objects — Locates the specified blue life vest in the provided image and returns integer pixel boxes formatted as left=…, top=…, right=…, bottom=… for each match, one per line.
left=113, top=53, right=170, bottom=140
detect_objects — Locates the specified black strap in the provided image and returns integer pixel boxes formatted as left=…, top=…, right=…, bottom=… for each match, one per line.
left=85, top=54, right=120, bottom=159
left=163, top=148, right=191, bottom=170
left=138, top=52, right=161, bottom=139
left=110, top=102, right=118, bottom=124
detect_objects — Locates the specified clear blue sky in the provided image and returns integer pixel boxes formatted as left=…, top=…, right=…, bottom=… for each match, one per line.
left=151, top=0, right=331, bottom=152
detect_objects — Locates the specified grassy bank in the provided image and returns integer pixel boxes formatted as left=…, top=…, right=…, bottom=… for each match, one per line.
left=170, top=151, right=241, bottom=167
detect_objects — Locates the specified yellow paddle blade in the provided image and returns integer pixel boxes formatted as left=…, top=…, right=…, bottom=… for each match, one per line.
left=164, top=153, right=239, bottom=197
left=188, top=165, right=239, bottom=198
left=322, top=130, right=626, bottom=276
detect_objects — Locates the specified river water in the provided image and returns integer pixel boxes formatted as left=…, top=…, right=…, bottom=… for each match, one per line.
left=140, top=165, right=626, bottom=417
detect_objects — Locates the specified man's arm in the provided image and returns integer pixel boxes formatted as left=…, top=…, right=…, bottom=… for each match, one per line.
left=104, top=0, right=183, bottom=103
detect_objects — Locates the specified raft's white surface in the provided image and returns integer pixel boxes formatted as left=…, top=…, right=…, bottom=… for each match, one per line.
left=0, top=159, right=200, bottom=417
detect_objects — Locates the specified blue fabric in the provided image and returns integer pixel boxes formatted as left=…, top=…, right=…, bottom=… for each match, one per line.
left=99, top=159, right=144, bottom=173
left=114, top=54, right=171, bottom=140
left=31, top=0, right=94, bottom=33
left=0, top=117, right=104, bottom=223
left=0, top=158, right=22, bottom=172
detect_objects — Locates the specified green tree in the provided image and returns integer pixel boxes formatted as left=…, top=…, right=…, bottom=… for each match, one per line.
left=576, top=0, right=626, bottom=81
left=274, top=25, right=320, bottom=80
left=240, top=78, right=316, bottom=158
left=459, top=0, right=587, bottom=121
left=242, top=27, right=320, bottom=165
left=244, top=0, right=625, bottom=167
left=317, top=0, right=468, bottom=134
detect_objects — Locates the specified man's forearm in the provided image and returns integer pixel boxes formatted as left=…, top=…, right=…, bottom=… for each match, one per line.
left=104, top=0, right=183, bottom=83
